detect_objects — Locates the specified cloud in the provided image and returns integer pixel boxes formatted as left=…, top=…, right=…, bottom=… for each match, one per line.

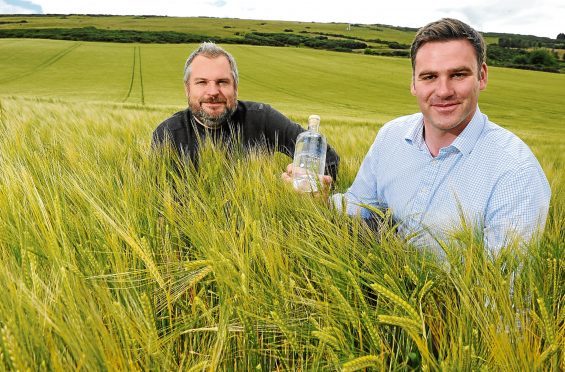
left=208, top=0, right=227, bottom=7
left=2, top=0, right=562, bottom=38
left=1, top=0, right=43, bottom=13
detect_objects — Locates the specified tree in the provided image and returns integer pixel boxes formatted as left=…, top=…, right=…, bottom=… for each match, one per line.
left=528, top=49, right=558, bottom=66
left=557, top=33, right=565, bottom=40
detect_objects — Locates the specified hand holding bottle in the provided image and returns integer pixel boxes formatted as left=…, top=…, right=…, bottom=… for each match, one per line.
left=281, top=162, right=333, bottom=198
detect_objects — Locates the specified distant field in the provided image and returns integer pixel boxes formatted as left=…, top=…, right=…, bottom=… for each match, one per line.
left=0, top=38, right=417, bottom=121
left=0, top=14, right=421, bottom=44
left=0, top=38, right=563, bottom=131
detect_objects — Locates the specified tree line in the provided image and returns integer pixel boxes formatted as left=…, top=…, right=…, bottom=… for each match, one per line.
left=487, top=44, right=562, bottom=72
left=0, top=27, right=367, bottom=52
left=1, top=26, right=563, bottom=72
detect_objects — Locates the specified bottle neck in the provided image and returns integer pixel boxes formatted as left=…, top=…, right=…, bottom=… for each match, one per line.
left=307, top=115, right=321, bottom=133
left=308, top=123, right=319, bottom=132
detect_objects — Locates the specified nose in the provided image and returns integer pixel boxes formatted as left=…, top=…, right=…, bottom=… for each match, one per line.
left=435, top=77, right=454, bottom=98
left=205, top=82, right=220, bottom=96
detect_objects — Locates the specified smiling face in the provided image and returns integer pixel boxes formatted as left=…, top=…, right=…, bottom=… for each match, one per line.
left=185, top=54, right=238, bottom=127
left=411, top=39, right=488, bottom=140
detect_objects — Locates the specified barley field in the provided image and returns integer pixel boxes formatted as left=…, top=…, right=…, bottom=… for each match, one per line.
left=0, top=38, right=563, bottom=370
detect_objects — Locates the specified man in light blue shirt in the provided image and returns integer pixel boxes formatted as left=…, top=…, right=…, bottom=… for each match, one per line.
left=331, top=108, right=550, bottom=253
left=284, top=18, right=551, bottom=253
left=335, top=18, right=551, bottom=253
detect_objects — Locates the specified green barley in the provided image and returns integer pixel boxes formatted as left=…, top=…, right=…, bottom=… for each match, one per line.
left=371, top=283, right=420, bottom=322
left=537, top=298, right=556, bottom=344
left=342, top=355, right=381, bottom=371
left=377, top=315, right=422, bottom=334
left=404, top=265, right=419, bottom=286
left=1, top=324, right=28, bottom=372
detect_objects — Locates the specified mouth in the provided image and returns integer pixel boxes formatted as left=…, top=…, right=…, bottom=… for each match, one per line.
left=201, top=101, right=226, bottom=111
left=432, top=102, right=459, bottom=113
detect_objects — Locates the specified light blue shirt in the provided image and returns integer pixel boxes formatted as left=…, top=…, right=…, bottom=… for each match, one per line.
left=332, top=108, right=551, bottom=253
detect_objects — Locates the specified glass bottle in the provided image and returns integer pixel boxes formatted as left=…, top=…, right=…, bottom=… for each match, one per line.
left=292, top=115, right=327, bottom=192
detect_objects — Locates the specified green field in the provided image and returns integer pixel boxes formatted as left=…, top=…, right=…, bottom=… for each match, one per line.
left=0, top=14, right=422, bottom=44
left=0, top=35, right=563, bottom=370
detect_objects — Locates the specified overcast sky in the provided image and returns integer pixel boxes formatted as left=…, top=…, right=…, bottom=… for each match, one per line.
left=1, top=0, right=564, bottom=39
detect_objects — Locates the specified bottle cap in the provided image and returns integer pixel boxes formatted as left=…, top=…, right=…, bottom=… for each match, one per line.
left=308, top=115, right=320, bottom=124
left=308, top=115, right=320, bottom=130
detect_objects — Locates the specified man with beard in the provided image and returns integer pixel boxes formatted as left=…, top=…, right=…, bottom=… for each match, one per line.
left=152, top=42, right=340, bottom=180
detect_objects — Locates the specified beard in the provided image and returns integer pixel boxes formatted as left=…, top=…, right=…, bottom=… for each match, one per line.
left=189, top=96, right=237, bottom=129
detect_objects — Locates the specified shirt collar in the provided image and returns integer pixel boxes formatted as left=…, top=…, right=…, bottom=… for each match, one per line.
left=404, top=114, right=426, bottom=150
left=451, top=107, right=485, bottom=155
left=404, top=107, right=485, bottom=156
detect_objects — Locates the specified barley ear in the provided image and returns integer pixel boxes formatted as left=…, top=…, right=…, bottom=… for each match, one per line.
left=342, top=355, right=381, bottom=371
left=371, top=282, right=420, bottom=321
left=1, top=324, right=28, bottom=371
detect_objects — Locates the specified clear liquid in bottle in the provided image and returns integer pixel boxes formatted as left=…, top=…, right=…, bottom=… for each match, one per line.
left=292, top=115, right=327, bottom=192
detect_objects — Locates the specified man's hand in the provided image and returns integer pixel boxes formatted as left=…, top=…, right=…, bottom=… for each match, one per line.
left=281, top=163, right=333, bottom=199
left=280, top=163, right=294, bottom=184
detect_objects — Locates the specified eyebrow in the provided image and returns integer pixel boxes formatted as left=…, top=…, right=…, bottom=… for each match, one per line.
left=449, top=66, right=473, bottom=74
left=192, top=77, right=232, bottom=82
left=417, top=66, right=473, bottom=77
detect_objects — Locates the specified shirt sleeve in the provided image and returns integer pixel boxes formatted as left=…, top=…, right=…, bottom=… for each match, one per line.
left=331, top=133, right=383, bottom=219
left=483, top=164, right=551, bottom=253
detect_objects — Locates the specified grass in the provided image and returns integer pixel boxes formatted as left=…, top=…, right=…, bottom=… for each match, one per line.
left=0, top=37, right=563, bottom=370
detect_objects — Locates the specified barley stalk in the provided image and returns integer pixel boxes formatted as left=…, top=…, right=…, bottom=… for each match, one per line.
left=270, top=311, right=299, bottom=351
left=538, top=343, right=559, bottom=365
left=377, top=315, right=422, bottom=334
left=328, top=284, right=357, bottom=323
left=346, top=270, right=368, bottom=312
left=342, top=355, right=381, bottom=371
left=418, top=280, right=435, bottom=306
left=361, top=311, right=382, bottom=351
left=312, top=330, right=340, bottom=350
left=371, top=282, right=420, bottom=322
left=1, top=325, right=28, bottom=371
left=404, top=264, right=419, bottom=285
left=537, top=298, right=556, bottom=344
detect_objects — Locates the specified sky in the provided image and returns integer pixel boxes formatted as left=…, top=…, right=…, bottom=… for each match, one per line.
left=1, top=0, right=564, bottom=39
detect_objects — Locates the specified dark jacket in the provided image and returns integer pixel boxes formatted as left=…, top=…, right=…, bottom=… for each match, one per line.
left=152, top=100, right=340, bottom=179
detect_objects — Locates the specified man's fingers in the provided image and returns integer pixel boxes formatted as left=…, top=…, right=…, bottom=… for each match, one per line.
left=281, top=171, right=292, bottom=183
left=286, top=163, right=293, bottom=174
left=281, top=163, right=294, bottom=184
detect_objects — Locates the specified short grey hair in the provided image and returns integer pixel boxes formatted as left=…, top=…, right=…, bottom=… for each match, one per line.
left=410, top=18, right=486, bottom=78
left=183, top=42, right=239, bottom=87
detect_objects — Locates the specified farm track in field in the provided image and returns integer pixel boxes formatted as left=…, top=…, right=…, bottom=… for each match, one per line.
left=123, top=45, right=145, bottom=105
left=0, top=42, right=82, bottom=84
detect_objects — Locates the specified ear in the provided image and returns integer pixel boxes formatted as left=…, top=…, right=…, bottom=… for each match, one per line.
left=183, top=82, right=190, bottom=98
left=410, top=77, right=416, bottom=96
left=479, top=63, right=488, bottom=90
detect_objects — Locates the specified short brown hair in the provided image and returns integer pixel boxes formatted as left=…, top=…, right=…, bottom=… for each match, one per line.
left=410, top=18, right=486, bottom=77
